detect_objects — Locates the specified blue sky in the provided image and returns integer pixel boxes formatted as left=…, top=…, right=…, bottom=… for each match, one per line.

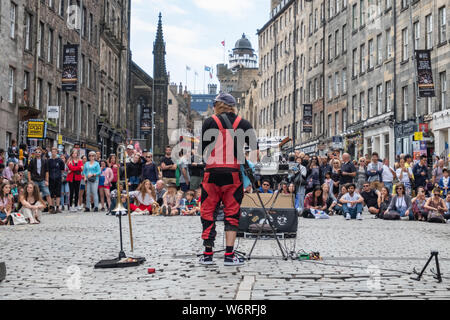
left=130, top=0, right=270, bottom=94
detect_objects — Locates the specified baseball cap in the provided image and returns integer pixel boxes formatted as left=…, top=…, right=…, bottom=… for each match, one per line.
left=127, top=145, right=134, bottom=150
left=214, top=92, right=236, bottom=107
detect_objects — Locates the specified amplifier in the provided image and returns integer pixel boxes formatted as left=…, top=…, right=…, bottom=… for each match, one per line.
left=238, top=194, right=298, bottom=238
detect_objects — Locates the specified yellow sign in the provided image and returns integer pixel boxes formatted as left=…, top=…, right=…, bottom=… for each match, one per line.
left=414, top=132, right=423, bottom=141
left=58, top=134, right=63, bottom=145
left=27, top=120, right=46, bottom=139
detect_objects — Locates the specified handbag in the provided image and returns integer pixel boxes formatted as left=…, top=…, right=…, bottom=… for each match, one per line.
left=11, top=212, right=27, bottom=225
left=383, top=210, right=400, bottom=220
left=88, top=175, right=97, bottom=183
left=428, top=211, right=446, bottom=223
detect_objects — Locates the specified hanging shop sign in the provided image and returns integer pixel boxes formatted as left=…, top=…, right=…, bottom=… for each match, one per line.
left=62, top=44, right=79, bottom=92
left=415, top=50, right=435, bottom=98
left=302, top=104, right=313, bottom=133
left=26, top=119, right=47, bottom=140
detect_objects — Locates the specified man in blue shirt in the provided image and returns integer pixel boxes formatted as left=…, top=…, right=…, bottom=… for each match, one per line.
left=258, top=179, right=274, bottom=194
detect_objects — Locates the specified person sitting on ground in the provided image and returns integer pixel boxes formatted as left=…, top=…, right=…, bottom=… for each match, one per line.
left=333, top=184, right=348, bottom=216
left=360, top=182, right=381, bottom=216
left=385, top=183, right=413, bottom=220
left=130, top=179, right=156, bottom=215
left=2, top=161, right=14, bottom=182
left=258, top=179, right=274, bottom=194
left=424, top=187, right=447, bottom=223
left=181, top=191, right=199, bottom=216
left=0, top=182, right=13, bottom=225
left=377, top=186, right=392, bottom=219
left=438, top=168, right=450, bottom=197
left=278, top=182, right=290, bottom=194
left=444, top=194, right=450, bottom=221
left=322, top=182, right=337, bottom=215
left=288, top=183, right=296, bottom=195
left=302, top=185, right=328, bottom=219
left=155, top=180, right=167, bottom=206
left=412, top=186, right=429, bottom=221
left=19, top=182, right=45, bottom=224
left=340, top=183, right=364, bottom=220
left=161, top=183, right=181, bottom=216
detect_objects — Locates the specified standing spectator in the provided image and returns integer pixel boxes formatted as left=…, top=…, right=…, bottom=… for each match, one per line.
left=404, top=154, right=414, bottom=169
left=127, top=153, right=144, bottom=191
left=155, top=180, right=167, bottom=206
left=95, top=151, right=101, bottom=162
left=7, top=140, right=19, bottom=164
left=305, top=157, right=321, bottom=194
left=160, top=146, right=177, bottom=185
left=19, top=182, right=45, bottom=224
left=19, top=144, right=29, bottom=170
left=82, top=151, right=101, bottom=212
left=381, top=158, right=396, bottom=194
left=142, top=152, right=159, bottom=185
left=413, top=155, right=429, bottom=194
left=355, top=157, right=367, bottom=192
left=340, top=183, right=364, bottom=220
left=331, top=159, right=342, bottom=196
left=412, top=187, right=428, bottom=221
left=0, top=149, right=5, bottom=166
left=360, top=183, right=381, bottom=216
left=125, top=145, right=135, bottom=163
left=439, top=168, right=450, bottom=197
left=339, top=153, right=356, bottom=187
left=319, top=156, right=332, bottom=185
left=60, top=154, right=70, bottom=211
left=47, top=147, right=65, bottom=214
left=99, top=160, right=114, bottom=211
left=107, top=154, right=120, bottom=192
left=396, top=158, right=413, bottom=196
left=366, top=152, right=383, bottom=191
left=385, top=183, right=413, bottom=220
left=27, top=147, right=51, bottom=212
left=78, top=155, right=88, bottom=210
left=189, top=149, right=205, bottom=191
left=177, top=150, right=190, bottom=192
left=432, top=159, right=446, bottom=187
left=67, top=149, right=83, bottom=212
left=294, top=156, right=307, bottom=213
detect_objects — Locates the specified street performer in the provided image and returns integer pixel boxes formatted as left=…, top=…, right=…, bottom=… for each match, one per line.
left=199, top=92, right=257, bottom=266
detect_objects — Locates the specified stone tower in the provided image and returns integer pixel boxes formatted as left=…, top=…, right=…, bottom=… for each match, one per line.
left=152, top=13, right=169, bottom=156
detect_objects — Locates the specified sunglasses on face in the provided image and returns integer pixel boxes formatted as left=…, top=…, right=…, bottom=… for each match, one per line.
left=263, top=184, right=270, bottom=186
left=397, top=188, right=403, bottom=190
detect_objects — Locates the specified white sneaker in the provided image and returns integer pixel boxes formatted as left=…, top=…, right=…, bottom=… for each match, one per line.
left=400, top=216, right=409, bottom=221
left=345, top=213, right=351, bottom=220
left=356, top=213, right=362, bottom=220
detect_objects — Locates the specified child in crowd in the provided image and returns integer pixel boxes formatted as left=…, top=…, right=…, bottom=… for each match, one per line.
left=438, top=169, right=450, bottom=197
left=161, top=183, right=181, bottom=216
left=181, top=191, right=199, bottom=216
left=324, top=172, right=334, bottom=198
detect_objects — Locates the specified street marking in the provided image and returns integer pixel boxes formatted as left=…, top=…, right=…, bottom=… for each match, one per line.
left=235, top=275, right=255, bottom=300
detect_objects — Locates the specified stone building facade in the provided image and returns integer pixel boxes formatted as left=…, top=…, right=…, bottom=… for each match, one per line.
left=98, top=0, right=130, bottom=156
left=252, top=0, right=450, bottom=162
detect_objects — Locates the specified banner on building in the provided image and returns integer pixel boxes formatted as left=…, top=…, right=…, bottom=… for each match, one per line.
left=303, top=104, right=313, bottom=133
left=415, top=50, right=435, bottom=97
left=27, top=120, right=47, bottom=140
left=62, top=44, right=78, bottom=91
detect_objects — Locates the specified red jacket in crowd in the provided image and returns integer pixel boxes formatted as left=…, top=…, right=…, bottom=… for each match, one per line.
left=67, top=159, right=84, bottom=182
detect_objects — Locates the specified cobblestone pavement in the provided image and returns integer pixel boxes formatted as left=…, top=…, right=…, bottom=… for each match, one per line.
left=0, top=210, right=449, bottom=300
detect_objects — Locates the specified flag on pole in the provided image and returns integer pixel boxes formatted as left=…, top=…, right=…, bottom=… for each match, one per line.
left=221, top=40, right=225, bottom=47
left=186, top=65, right=191, bottom=71
left=204, top=66, right=211, bottom=72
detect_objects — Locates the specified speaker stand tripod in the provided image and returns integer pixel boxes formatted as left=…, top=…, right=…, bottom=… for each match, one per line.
left=411, top=251, right=443, bottom=283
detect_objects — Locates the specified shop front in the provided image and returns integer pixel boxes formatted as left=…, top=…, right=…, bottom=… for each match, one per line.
left=363, top=125, right=395, bottom=164
left=432, top=110, right=450, bottom=159
left=395, top=121, right=418, bottom=157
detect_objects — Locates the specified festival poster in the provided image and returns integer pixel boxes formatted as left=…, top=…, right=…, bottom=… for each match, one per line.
left=415, top=50, right=435, bottom=97
left=62, top=44, right=78, bottom=91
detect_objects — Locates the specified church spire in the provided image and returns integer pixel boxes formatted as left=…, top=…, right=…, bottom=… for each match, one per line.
left=153, top=12, right=167, bottom=80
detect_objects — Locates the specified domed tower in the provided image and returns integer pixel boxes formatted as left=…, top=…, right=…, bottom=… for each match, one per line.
left=229, top=34, right=258, bottom=70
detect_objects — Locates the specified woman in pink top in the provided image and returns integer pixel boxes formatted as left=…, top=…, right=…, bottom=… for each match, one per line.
left=99, top=160, right=114, bottom=211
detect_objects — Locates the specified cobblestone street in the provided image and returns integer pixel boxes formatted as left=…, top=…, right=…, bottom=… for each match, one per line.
left=1, top=211, right=450, bottom=300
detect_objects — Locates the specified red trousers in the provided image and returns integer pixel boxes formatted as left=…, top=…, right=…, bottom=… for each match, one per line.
left=200, top=171, right=244, bottom=247
left=130, top=203, right=152, bottom=213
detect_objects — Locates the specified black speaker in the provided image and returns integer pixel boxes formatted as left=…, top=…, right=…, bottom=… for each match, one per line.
left=0, top=262, right=5, bottom=282
left=238, top=207, right=298, bottom=238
